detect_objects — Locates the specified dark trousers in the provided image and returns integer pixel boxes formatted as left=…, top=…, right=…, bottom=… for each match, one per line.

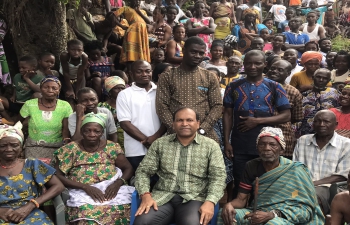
left=133, top=195, right=203, bottom=225
left=232, top=154, right=259, bottom=199
left=126, top=156, right=145, bottom=172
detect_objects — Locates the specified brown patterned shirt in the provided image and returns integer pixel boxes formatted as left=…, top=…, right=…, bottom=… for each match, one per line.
left=156, top=66, right=223, bottom=141
left=275, top=84, right=303, bottom=157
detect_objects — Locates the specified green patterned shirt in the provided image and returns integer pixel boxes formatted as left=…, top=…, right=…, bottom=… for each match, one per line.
left=135, top=133, right=226, bottom=206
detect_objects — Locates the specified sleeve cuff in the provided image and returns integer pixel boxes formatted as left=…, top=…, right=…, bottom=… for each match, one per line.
left=276, top=104, right=291, bottom=112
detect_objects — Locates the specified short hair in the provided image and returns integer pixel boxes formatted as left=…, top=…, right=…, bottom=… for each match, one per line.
left=274, top=33, right=286, bottom=42
left=305, top=41, right=320, bottom=51
left=84, top=40, right=103, bottom=53
left=19, top=55, right=37, bottom=67
left=307, top=10, right=318, bottom=16
left=155, top=6, right=167, bottom=15
left=314, top=68, right=331, bottom=78
left=290, top=17, right=302, bottom=22
left=131, top=60, right=151, bottom=72
left=184, top=36, right=206, bottom=49
left=211, top=40, right=224, bottom=49
left=206, top=67, right=221, bottom=77
left=152, top=63, right=172, bottom=82
left=319, top=37, right=331, bottom=46
left=252, top=37, right=264, bottom=42
left=39, top=52, right=55, bottom=60
left=173, top=24, right=185, bottom=33
left=111, top=70, right=126, bottom=78
left=167, top=5, right=179, bottom=14
left=67, top=39, right=83, bottom=48
left=172, top=107, right=200, bottom=121
left=245, top=50, right=266, bottom=61
left=333, top=50, right=350, bottom=68
left=278, top=60, right=293, bottom=73
left=284, top=48, right=298, bottom=55
left=77, top=87, right=97, bottom=100
left=262, top=18, right=273, bottom=25
left=266, top=53, right=281, bottom=67
left=286, top=7, right=296, bottom=13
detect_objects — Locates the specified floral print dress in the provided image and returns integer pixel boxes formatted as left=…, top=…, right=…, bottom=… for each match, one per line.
left=189, top=17, right=213, bottom=57
left=0, top=159, right=55, bottom=225
left=54, top=141, right=130, bottom=225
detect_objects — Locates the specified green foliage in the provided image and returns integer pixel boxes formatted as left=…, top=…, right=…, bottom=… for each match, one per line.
left=331, top=35, right=350, bottom=52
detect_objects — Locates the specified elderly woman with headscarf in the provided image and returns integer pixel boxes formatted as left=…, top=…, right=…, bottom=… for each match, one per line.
left=19, top=76, right=73, bottom=161
left=54, top=112, right=134, bottom=225
left=98, top=76, right=126, bottom=148
left=290, top=51, right=332, bottom=92
left=0, top=122, right=64, bottom=224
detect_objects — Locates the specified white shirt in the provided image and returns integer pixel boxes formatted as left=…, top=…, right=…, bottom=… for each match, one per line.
left=117, top=82, right=161, bottom=157
left=285, top=64, right=303, bottom=84
left=302, top=0, right=329, bottom=6
left=140, top=1, right=156, bottom=22
left=269, top=4, right=286, bottom=23
left=293, top=132, right=350, bottom=185
left=175, top=8, right=186, bottom=22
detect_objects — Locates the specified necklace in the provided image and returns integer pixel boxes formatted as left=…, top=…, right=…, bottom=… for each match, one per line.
left=82, top=140, right=100, bottom=152
left=0, top=159, right=18, bottom=169
left=41, top=99, right=57, bottom=109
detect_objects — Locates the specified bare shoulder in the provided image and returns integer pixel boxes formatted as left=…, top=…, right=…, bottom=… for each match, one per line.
left=334, top=191, right=350, bottom=205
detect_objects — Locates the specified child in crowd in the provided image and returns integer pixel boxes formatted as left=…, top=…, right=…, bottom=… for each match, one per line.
left=304, top=40, right=319, bottom=51
left=84, top=40, right=114, bottom=101
left=326, top=51, right=337, bottom=70
left=325, top=19, right=341, bottom=38
left=300, top=10, right=326, bottom=41
left=270, top=33, right=285, bottom=56
left=283, top=17, right=310, bottom=58
left=266, top=0, right=286, bottom=28
left=0, top=55, right=44, bottom=117
left=166, top=5, right=179, bottom=29
left=36, top=52, right=59, bottom=77
left=277, top=7, right=296, bottom=33
left=166, top=24, right=185, bottom=66
left=262, top=18, right=274, bottom=35
left=151, top=48, right=165, bottom=69
left=260, top=28, right=273, bottom=51
left=59, top=39, right=88, bottom=105
left=300, top=0, right=329, bottom=25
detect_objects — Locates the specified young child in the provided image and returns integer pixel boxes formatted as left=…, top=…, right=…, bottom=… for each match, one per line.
left=260, top=28, right=273, bottom=51
left=262, top=18, right=275, bottom=35
left=37, top=52, right=59, bottom=77
left=300, top=10, right=326, bottom=41
left=300, top=0, right=330, bottom=25
left=0, top=55, right=44, bottom=119
left=269, top=33, right=285, bottom=56
left=266, top=0, right=286, bottom=28
left=325, top=19, right=341, bottom=38
left=84, top=40, right=114, bottom=101
left=277, top=7, right=296, bottom=33
left=59, top=39, right=88, bottom=103
left=151, top=48, right=165, bottom=69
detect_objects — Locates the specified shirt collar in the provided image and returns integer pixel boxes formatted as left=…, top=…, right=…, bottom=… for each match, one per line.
left=131, top=82, right=157, bottom=91
left=170, top=133, right=200, bottom=145
left=309, top=132, right=338, bottom=147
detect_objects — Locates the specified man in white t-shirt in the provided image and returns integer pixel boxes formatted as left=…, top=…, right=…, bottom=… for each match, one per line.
left=266, top=0, right=286, bottom=27
left=117, top=60, right=166, bottom=171
left=283, top=49, right=303, bottom=84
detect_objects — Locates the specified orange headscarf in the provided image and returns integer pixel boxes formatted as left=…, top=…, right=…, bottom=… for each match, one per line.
left=300, top=51, right=323, bottom=65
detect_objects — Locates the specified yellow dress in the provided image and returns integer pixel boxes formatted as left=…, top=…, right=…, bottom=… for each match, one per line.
left=213, top=2, right=233, bottom=40
left=114, top=7, right=151, bottom=63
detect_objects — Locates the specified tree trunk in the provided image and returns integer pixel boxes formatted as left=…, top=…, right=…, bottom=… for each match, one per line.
left=3, top=0, right=69, bottom=68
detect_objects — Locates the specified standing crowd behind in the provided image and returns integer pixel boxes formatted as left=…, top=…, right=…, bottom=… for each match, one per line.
left=1, top=0, right=350, bottom=224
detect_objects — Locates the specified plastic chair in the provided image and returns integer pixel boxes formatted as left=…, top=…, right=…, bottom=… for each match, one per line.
left=53, top=194, right=65, bottom=225
left=130, top=190, right=219, bottom=225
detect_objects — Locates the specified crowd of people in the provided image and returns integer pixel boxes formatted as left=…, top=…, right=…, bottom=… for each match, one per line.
left=1, top=0, right=350, bottom=224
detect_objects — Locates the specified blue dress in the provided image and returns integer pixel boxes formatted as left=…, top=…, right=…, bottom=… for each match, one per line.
left=0, top=158, right=56, bottom=225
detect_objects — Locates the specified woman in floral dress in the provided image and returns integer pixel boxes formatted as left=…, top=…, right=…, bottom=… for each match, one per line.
left=54, top=112, right=134, bottom=225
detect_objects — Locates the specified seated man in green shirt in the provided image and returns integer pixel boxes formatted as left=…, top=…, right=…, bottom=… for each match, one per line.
left=134, top=107, right=226, bottom=225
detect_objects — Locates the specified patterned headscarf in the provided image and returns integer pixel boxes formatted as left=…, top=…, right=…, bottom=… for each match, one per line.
left=0, top=122, right=24, bottom=144
left=104, top=76, right=125, bottom=93
left=224, top=35, right=238, bottom=48
left=81, top=112, right=107, bottom=128
left=40, top=75, right=61, bottom=88
left=242, top=8, right=260, bottom=23
left=300, top=51, right=323, bottom=65
left=256, top=127, right=286, bottom=150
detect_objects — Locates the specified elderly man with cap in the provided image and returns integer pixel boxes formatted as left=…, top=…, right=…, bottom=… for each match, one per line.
left=294, top=68, right=339, bottom=137
left=219, top=127, right=325, bottom=225
left=290, top=51, right=332, bottom=93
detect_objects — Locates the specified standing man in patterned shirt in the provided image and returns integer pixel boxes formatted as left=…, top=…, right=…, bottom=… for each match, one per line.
left=134, top=107, right=226, bottom=225
left=156, top=36, right=222, bottom=141
left=223, top=50, right=291, bottom=199
left=266, top=60, right=303, bottom=159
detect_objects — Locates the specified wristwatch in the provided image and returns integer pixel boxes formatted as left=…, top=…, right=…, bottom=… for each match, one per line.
left=199, top=128, right=206, bottom=135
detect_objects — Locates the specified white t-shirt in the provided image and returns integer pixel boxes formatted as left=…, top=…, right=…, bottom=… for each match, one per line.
left=116, top=82, right=161, bottom=157
left=302, top=0, right=329, bottom=6
left=269, top=4, right=286, bottom=23
left=285, top=64, right=303, bottom=84
left=68, top=107, right=117, bottom=140
left=140, top=1, right=156, bottom=22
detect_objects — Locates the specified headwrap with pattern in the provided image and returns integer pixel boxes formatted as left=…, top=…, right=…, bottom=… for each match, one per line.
left=256, top=127, right=286, bottom=150
left=40, top=75, right=61, bottom=88
left=0, top=122, right=24, bottom=144
left=81, top=112, right=107, bottom=128
left=104, top=76, right=126, bottom=93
